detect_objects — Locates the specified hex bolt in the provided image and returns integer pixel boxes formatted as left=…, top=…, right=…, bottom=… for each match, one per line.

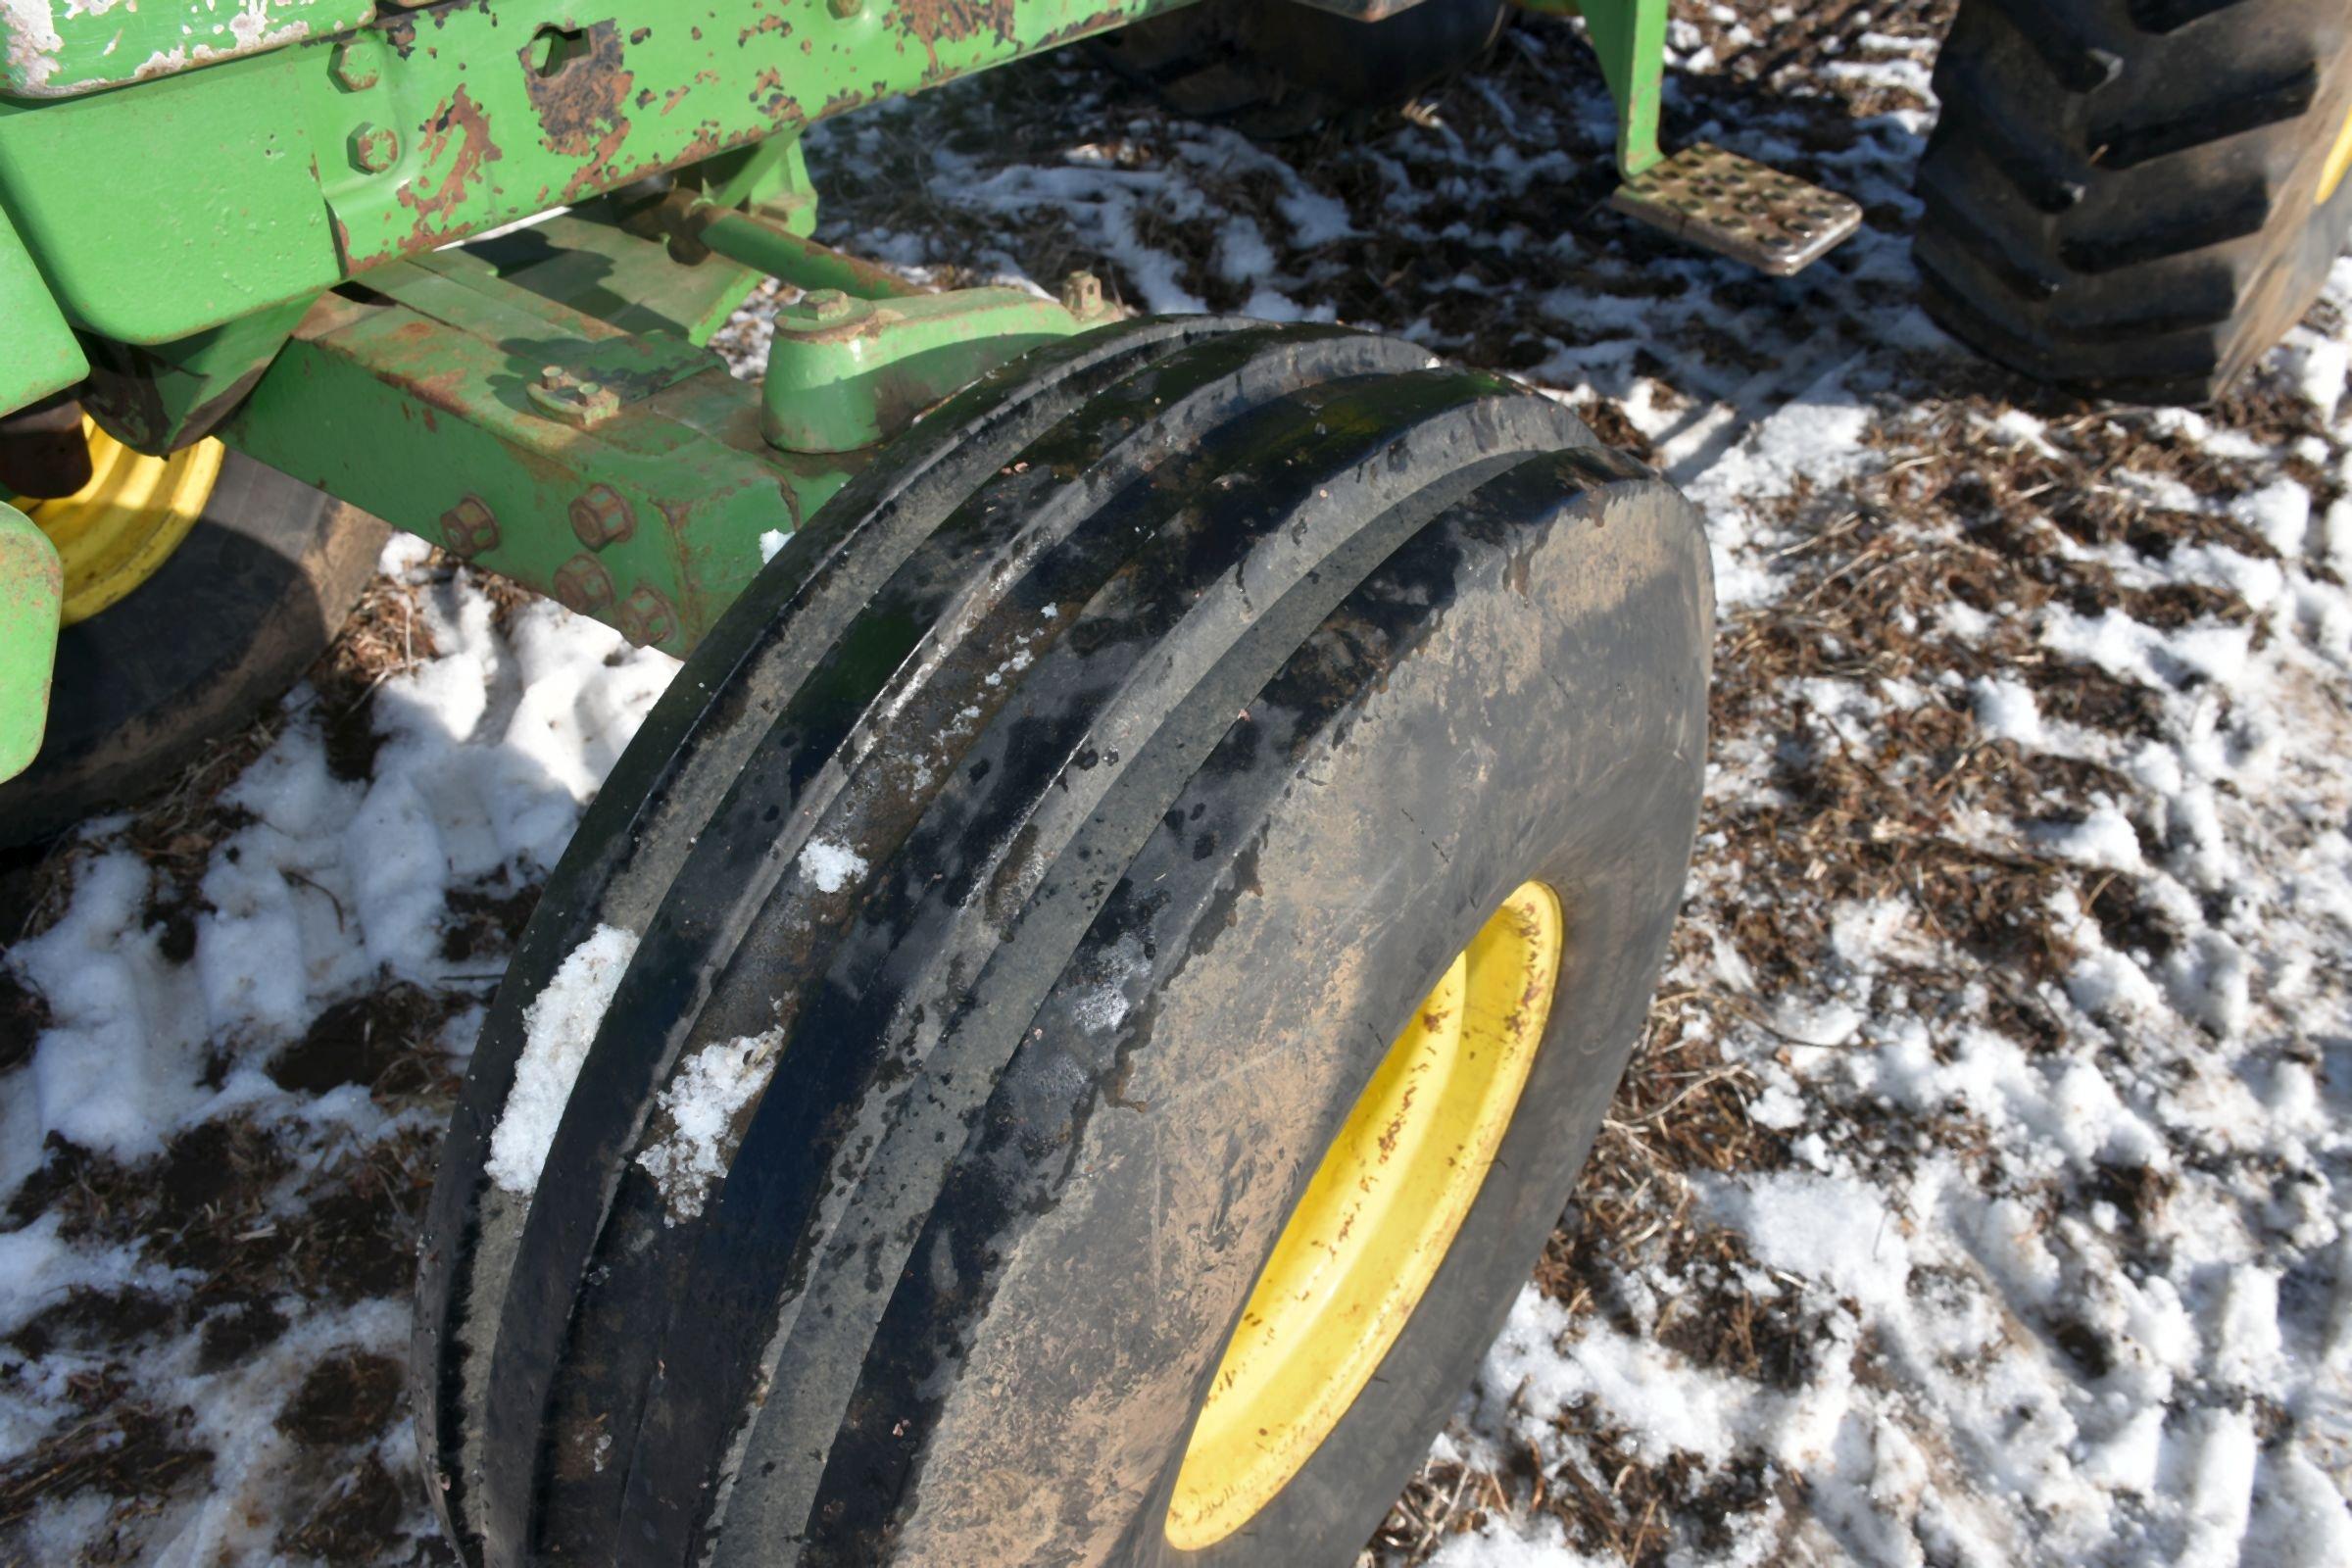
left=569, top=484, right=636, bottom=550
left=1059, top=270, right=1105, bottom=319
left=528, top=365, right=621, bottom=427
left=349, top=122, right=400, bottom=174
left=804, top=288, right=858, bottom=322
left=615, top=584, right=681, bottom=649
left=438, top=496, right=500, bottom=557
left=329, top=40, right=379, bottom=92
left=553, top=554, right=618, bottom=616
left=829, top=0, right=863, bottom=16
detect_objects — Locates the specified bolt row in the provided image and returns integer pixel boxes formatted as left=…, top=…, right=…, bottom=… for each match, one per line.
left=435, top=491, right=678, bottom=647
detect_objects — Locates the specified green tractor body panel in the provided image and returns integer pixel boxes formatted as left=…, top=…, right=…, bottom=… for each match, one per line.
left=0, top=0, right=1194, bottom=347
left=0, top=198, right=84, bottom=415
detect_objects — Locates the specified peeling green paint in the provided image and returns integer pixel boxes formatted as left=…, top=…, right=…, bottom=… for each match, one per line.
left=0, top=0, right=378, bottom=100
left=0, top=0, right=1195, bottom=352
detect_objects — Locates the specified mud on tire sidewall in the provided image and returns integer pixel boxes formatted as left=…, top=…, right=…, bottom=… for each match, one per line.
left=797, top=456, right=1713, bottom=1566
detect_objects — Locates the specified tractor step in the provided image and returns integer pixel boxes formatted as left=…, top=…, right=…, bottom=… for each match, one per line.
left=1609, top=143, right=1862, bottom=276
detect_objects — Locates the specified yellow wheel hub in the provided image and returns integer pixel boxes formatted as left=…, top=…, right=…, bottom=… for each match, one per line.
left=1166, top=881, right=1565, bottom=1549
left=19, top=421, right=222, bottom=625
left=2320, top=102, right=2352, bottom=207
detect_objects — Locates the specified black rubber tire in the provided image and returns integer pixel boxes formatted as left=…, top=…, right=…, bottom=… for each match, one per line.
left=1915, top=0, right=2352, bottom=403
left=1093, top=0, right=1511, bottom=138
left=0, top=454, right=387, bottom=847
left=415, top=318, right=1712, bottom=1568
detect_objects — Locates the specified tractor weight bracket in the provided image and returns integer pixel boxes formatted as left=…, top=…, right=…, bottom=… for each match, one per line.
left=216, top=203, right=1124, bottom=653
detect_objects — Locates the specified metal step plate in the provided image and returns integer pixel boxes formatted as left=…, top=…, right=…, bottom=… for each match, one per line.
left=1609, top=143, right=1863, bottom=276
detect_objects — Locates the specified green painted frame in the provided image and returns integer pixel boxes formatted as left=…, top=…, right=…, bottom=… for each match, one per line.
left=0, top=1, right=1197, bottom=361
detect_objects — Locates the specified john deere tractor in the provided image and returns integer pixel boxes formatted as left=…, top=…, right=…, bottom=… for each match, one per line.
left=1, top=3, right=2344, bottom=1565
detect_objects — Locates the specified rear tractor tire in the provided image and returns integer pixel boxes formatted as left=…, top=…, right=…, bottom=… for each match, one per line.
left=1916, top=0, right=2352, bottom=402
left=414, top=317, right=1712, bottom=1567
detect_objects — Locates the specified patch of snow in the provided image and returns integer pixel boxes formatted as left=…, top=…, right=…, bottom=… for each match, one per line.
left=636, top=1031, right=782, bottom=1222
left=1970, top=675, right=2043, bottom=748
left=484, top=924, right=640, bottom=1195
left=797, top=837, right=868, bottom=895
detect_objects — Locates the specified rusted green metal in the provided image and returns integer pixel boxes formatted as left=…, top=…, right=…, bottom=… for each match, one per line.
left=0, top=500, right=61, bottom=782
left=219, top=207, right=1131, bottom=646
left=0, top=0, right=1197, bottom=350
left=220, top=255, right=837, bottom=655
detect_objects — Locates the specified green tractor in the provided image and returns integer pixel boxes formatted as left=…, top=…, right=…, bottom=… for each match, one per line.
left=0, top=2, right=2345, bottom=1564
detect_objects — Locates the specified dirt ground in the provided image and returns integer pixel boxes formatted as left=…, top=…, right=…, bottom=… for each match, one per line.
left=9, top=2, right=2352, bottom=1564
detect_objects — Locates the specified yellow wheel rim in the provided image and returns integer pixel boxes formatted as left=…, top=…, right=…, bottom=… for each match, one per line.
left=1165, top=881, right=1565, bottom=1550
left=2320, top=102, right=2352, bottom=207
left=20, top=421, right=222, bottom=625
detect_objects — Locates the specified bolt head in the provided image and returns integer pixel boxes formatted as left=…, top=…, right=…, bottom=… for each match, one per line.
left=552, top=555, right=617, bottom=615
left=438, top=496, right=499, bottom=558
left=615, top=584, right=680, bottom=649
left=828, top=0, right=863, bottom=17
left=569, top=484, right=636, bottom=550
left=349, top=122, right=400, bottom=174
left=329, top=40, right=379, bottom=92
left=1060, top=271, right=1104, bottom=318
left=804, top=288, right=857, bottom=322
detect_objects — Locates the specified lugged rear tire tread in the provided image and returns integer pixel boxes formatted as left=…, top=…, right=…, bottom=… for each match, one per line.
left=1915, top=0, right=2352, bottom=402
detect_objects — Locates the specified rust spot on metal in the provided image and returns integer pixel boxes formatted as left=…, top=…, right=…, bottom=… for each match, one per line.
left=737, top=13, right=791, bottom=47
left=662, top=71, right=719, bottom=116
left=890, top=0, right=1017, bottom=72
left=1036, top=7, right=1131, bottom=51
left=517, top=21, right=638, bottom=204
left=816, top=87, right=868, bottom=122
left=397, top=86, right=503, bottom=237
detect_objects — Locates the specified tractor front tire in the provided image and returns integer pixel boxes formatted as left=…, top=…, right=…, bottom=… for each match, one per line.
left=0, top=454, right=385, bottom=846
left=415, top=318, right=1711, bottom=1568
left=1916, top=0, right=2352, bottom=402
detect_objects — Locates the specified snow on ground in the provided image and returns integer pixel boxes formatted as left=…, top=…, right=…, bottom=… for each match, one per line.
left=7, top=3, right=2352, bottom=1563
